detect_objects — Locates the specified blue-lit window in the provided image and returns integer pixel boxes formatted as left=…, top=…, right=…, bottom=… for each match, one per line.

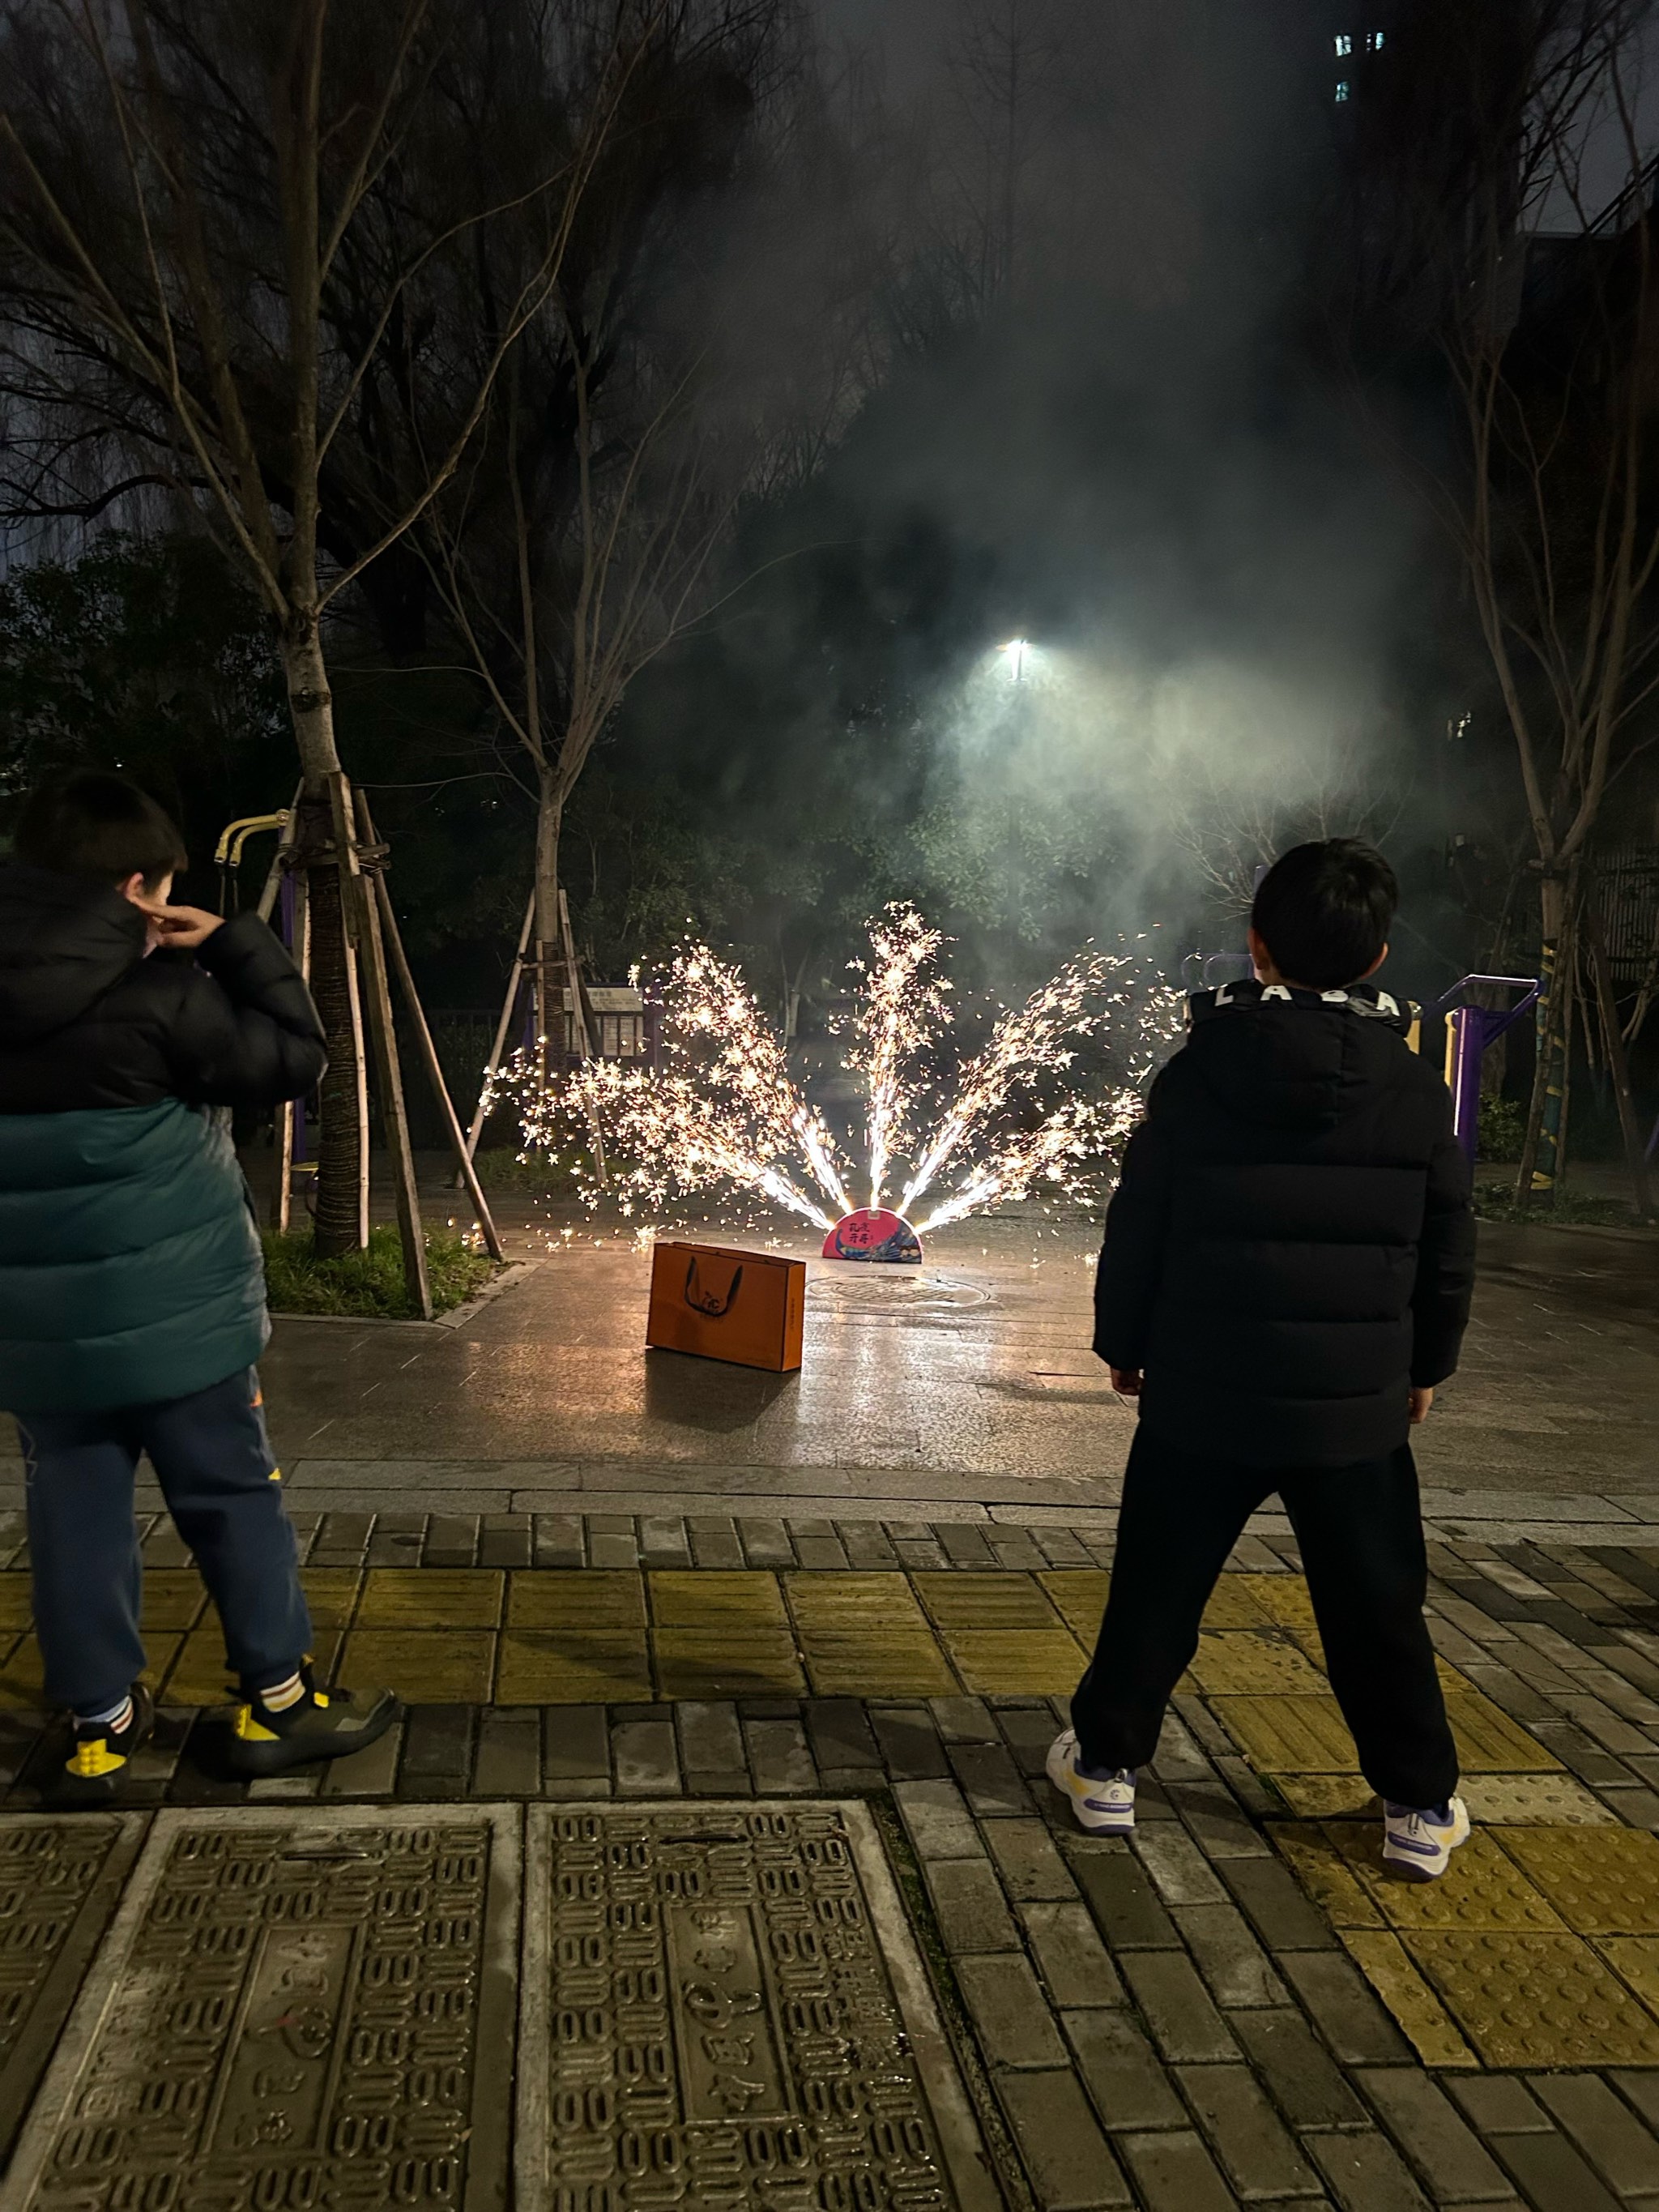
left=1334, top=33, right=1352, bottom=54
left=1366, top=28, right=1385, bottom=50
left=1335, top=79, right=1351, bottom=101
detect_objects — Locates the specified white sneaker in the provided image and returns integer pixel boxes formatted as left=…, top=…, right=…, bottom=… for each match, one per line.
left=1046, top=1728, right=1137, bottom=1834
left=1381, top=1796, right=1471, bottom=1881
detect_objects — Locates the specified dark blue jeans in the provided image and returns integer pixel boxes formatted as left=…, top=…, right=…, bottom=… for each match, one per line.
left=16, top=1367, right=313, bottom=1718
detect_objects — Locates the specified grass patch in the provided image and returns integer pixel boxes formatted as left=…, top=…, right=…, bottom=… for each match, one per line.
left=263, top=1223, right=499, bottom=1318
left=1473, top=1181, right=1648, bottom=1228
left=471, top=1146, right=582, bottom=1194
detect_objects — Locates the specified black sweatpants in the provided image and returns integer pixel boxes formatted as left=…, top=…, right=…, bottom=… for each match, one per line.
left=1071, top=1426, right=1459, bottom=1809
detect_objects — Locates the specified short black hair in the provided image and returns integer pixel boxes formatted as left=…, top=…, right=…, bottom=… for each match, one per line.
left=13, top=771, right=187, bottom=889
left=1251, top=838, right=1397, bottom=991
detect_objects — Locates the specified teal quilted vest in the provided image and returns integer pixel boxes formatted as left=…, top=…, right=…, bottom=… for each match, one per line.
left=0, top=1099, right=267, bottom=1413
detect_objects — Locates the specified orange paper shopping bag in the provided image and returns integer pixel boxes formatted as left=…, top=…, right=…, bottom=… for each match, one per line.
left=646, top=1241, right=805, bottom=1372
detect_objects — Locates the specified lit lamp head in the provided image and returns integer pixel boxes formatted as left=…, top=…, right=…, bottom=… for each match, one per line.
left=1001, top=638, right=1030, bottom=683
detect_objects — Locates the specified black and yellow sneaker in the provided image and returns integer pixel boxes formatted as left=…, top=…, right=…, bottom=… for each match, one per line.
left=54, top=1684, right=155, bottom=1806
left=226, top=1666, right=398, bottom=1778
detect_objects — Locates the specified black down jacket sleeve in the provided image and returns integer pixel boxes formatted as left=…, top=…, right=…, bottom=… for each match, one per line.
left=1410, top=1122, right=1477, bottom=1387
left=163, top=913, right=328, bottom=1108
left=1093, top=1105, right=1175, bottom=1371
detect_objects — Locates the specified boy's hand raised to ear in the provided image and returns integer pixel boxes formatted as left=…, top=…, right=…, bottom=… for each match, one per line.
left=135, top=899, right=224, bottom=950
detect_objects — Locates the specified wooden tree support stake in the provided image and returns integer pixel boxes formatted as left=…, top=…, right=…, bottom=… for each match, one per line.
left=1584, top=901, right=1657, bottom=1223
left=356, top=796, right=505, bottom=1263
left=460, top=889, right=535, bottom=1176
left=341, top=780, right=432, bottom=1319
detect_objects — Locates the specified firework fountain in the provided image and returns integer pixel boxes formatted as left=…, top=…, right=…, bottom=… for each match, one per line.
left=502, top=906, right=1180, bottom=1252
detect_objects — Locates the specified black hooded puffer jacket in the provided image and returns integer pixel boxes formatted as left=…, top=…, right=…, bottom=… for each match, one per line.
left=1094, top=977, right=1476, bottom=1467
left=0, top=864, right=325, bottom=1412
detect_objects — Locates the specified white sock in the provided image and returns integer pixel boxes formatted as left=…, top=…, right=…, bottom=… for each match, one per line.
left=79, top=1695, right=132, bottom=1733
left=257, top=1672, right=305, bottom=1712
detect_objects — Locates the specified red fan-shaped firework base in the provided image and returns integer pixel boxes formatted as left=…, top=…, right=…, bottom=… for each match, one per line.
left=821, top=1208, right=923, bottom=1264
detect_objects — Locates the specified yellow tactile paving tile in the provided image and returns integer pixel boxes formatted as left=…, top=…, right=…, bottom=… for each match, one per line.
left=496, top=1629, right=650, bottom=1703
left=1494, top=1825, right=1659, bottom=1933
left=505, top=1572, right=645, bottom=1629
left=937, top=1628, right=1088, bottom=1697
left=1269, top=1775, right=1377, bottom=1818
left=0, top=1631, right=187, bottom=1707
left=911, top=1573, right=1066, bottom=1632
left=1597, top=1938, right=1659, bottom=2008
left=649, top=1572, right=788, bottom=1628
left=1183, top=1631, right=1328, bottom=1697
left=1287, top=1631, right=1471, bottom=1697
left=785, top=1572, right=931, bottom=1627
left=1401, top=1929, right=1659, bottom=2069
left=299, top=1568, right=364, bottom=1630
left=785, top=1569, right=968, bottom=1694
left=0, top=1633, right=44, bottom=1710
left=654, top=1628, right=804, bottom=1698
left=0, top=1576, right=29, bottom=1633
left=338, top=1628, right=495, bottom=1702
left=1234, top=1575, right=1320, bottom=1632
left=1272, top=1825, right=1386, bottom=1928
left=161, top=1628, right=341, bottom=1706
left=1274, top=1773, right=1619, bottom=1826
left=1201, top=1577, right=1277, bottom=1630
left=1210, top=1693, right=1363, bottom=1773
left=1330, top=1828, right=1566, bottom=1933
left=139, top=1571, right=210, bottom=1633
left=1442, top=1693, right=1563, bottom=1773
left=357, top=1569, right=503, bottom=1629
left=797, top=1632, right=959, bottom=1698
left=1337, top=1930, right=1479, bottom=2068
left=1218, top=1689, right=1563, bottom=1778
left=1461, top=1776, right=1618, bottom=1826
left=1037, top=1571, right=1111, bottom=1642
left=163, top=1625, right=238, bottom=1706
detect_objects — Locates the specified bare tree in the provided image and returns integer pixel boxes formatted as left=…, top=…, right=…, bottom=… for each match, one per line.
left=397, top=2, right=875, bottom=1062
left=1333, top=0, right=1659, bottom=1206
left=0, top=0, right=646, bottom=1249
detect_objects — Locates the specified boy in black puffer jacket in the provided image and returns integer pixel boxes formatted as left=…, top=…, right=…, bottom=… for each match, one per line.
left=1049, top=840, right=1478, bottom=1881
left=0, top=773, right=395, bottom=1801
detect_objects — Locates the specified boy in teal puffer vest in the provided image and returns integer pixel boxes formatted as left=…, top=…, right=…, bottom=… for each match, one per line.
left=0, top=772, right=395, bottom=1800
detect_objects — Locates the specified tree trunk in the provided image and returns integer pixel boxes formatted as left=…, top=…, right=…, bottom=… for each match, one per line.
left=281, top=613, right=369, bottom=1256
left=531, top=773, right=564, bottom=1077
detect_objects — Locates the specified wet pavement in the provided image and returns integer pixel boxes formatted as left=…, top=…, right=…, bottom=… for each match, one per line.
left=4, top=1205, right=1639, bottom=1535
left=0, top=1206, right=1655, bottom=2206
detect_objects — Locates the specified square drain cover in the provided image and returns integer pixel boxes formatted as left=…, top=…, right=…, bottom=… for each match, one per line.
left=520, top=1800, right=1000, bottom=2212
left=0, top=1817, right=143, bottom=2167
left=1, top=1806, right=519, bottom=2211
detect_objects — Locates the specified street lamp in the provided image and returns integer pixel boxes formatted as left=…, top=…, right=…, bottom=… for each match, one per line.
left=1001, top=638, right=1030, bottom=682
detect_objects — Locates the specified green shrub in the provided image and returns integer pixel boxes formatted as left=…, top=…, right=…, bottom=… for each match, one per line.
left=1476, top=1092, right=1527, bottom=1162
left=1472, top=1181, right=1646, bottom=1228
left=471, top=1147, right=582, bottom=1194
left=262, top=1224, right=497, bottom=1318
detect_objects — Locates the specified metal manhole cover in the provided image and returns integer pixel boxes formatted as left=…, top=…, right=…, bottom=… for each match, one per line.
left=518, top=1800, right=1000, bottom=2212
left=1, top=1807, right=518, bottom=2212
left=0, top=1818, right=143, bottom=2167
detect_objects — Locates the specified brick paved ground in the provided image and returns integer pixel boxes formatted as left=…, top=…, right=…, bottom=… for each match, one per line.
left=2, top=1516, right=1657, bottom=2209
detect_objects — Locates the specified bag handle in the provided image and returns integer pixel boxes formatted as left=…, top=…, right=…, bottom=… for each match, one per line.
left=684, top=1258, right=744, bottom=1319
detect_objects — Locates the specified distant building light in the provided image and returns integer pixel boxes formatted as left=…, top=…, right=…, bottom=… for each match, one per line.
left=1367, top=28, right=1385, bottom=49
left=1335, top=79, right=1351, bottom=101
left=1334, top=32, right=1352, bottom=54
